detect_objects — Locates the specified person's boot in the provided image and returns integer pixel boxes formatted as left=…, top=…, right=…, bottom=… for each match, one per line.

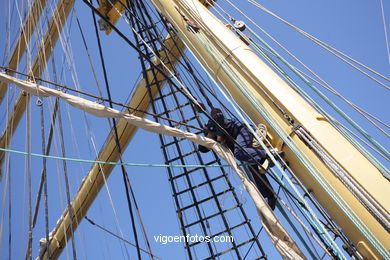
left=267, top=196, right=277, bottom=211
left=257, top=159, right=269, bottom=174
left=258, top=148, right=285, bottom=174
left=266, top=148, right=285, bottom=168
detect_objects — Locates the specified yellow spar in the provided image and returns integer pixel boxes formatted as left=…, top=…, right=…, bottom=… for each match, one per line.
left=146, top=0, right=390, bottom=259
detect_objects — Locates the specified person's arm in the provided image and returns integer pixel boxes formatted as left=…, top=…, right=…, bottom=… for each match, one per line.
left=198, top=132, right=215, bottom=153
left=211, top=112, right=228, bottom=138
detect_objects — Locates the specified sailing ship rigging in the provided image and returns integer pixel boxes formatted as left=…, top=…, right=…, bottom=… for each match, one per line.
left=0, top=0, right=389, bottom=259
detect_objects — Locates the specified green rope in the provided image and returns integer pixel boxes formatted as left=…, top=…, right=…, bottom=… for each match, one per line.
left=239, top=30, right=390, bottom=258
left=190, top=25, right=387, bottom=258
left=275, top=202, right=319, bottom=259
left=0, top=147, right=249, bottom=169
left=243, top=25, right=390, bottom=178
left=180, top=27, right=346, bottom=258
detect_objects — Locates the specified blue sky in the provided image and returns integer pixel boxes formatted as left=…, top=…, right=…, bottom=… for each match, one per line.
left=0, top=0, right=389, bottom=259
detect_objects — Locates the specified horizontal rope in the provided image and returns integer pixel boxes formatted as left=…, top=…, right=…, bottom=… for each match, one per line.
left=0, top=147, right=250, bottom=169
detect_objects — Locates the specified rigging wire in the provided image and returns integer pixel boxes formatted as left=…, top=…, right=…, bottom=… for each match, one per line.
left=276, top=202, right=320, bottom=259
left=207, top=31, right=380, bottom=255
left=5, top=62, right=13, bottom=260
left=175, top=7, right=356, bottom=256
left=81, top=0, right=203, bottom=113
left=46, top=7, right=79, bottom=256
left=74, top=8, right=143, bottom=256
left=222, top=0, right=390, bottom=132
left=32, top=99, right=59, bottom=228
left=215, top=0, right=390, bottom=160
left=210, top=0, right=390, bottom=174
left=50, top=5, right=115, bottom=258
left=57, top=102, right=78, bottom=260
left=127, top=2, right=267, bottom=256
left=101, top=0, right=293, bottom=200
left=0, top=147, right=261, bottom=168
left=0, top=66, right=202, bottom=131
left=91, top=5, right=144, bottom=259
left=379, top=0, right=390, bottom=64
left=121, top=0, right=220, bottom=113
left=6, top=1, right=378, bottom=258
left=199, top=29, right=388, bottom=257
left=275, top=171, right=320, bottom=258
left=0, top=62, right=16, bottom=260
left=242, top=227, right=263, bottom=260
left=31, top=0, right=65, bottom=229
left=139, top=17, right=334, bottom=255
left=244, top=30, right=390, bottom=168
left=7, top=151, right=11, bottom=260
left=48, top=5, right=81, bottom=250
left=39, top=99, right=51, bottom=259
left=133, top=8, right=231, bottom=253
left=0, top=67, right=340, bottom=258
left=6, top=3, right=362, bottom=258
left=138, top=7, right=344, bottom=252
left=87, top=3, right=266, bottom=256
left=74, top=8, right=105, bottom=101
left=249, top=35, right=390, bottom=145
left=247, top=0, right=390, bottom=89
left=25, top=95, right=32, bottom=260
left=6, top=110, right=12, bottom=260
left=293, top=67, right=390, bottom=131
left=84, top=216, right=163, bottom=260
left=243, top=30, right=390, bottom=159
left=287, top=199, right=322, bottom=259
left=125, top=2, right=218, bottom=256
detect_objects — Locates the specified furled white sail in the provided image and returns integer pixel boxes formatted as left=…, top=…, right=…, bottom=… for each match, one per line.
left=0, top=71, right=306, bottom=259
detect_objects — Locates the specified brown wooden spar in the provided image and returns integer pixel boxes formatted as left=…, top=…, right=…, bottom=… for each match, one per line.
left=0, top=0, right=48, bottom=104
left=97, top=0, right=128, bottom=35
left=0, top=0, right=75, bottom=177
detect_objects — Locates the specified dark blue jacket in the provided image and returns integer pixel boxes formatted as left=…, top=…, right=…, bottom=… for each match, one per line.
left=205, top=112, right=243, bottom=140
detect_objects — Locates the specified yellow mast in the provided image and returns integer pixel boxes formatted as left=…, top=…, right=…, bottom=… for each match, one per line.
left=145, top=0, right=389, bottom=259
left=6, top=0, right=386, bottom=259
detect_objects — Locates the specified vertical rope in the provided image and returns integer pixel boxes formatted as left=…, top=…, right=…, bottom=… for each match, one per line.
left=57, top=103, right=78, bottom=260
left=184, top=26, right=346, bottom=257
left=91, top=4, right=142, bottom=259
left=32, top=99, right=59, bottom=227
left=7, top=142, right=12, bottom=260
left=39, top=100, right=51, bottom=259
left=26, top=94, right=32, bottom=260
left=379, top=0, right=390, bottom=64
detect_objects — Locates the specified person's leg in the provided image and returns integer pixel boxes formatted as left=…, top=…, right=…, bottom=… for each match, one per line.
left=250, top=167, right=277, bottom=210
left=234, top=128, right=266, bottom=163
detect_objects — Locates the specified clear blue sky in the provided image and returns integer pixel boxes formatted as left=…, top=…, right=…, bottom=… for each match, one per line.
left=0, top=0, right=388, bottom=259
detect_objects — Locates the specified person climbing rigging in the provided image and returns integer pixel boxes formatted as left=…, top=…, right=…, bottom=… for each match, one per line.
left=199, top=108, right=284, bottom=210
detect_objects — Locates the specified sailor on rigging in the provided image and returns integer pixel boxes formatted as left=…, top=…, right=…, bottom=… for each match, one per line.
left=199, top=108, right=284, bottom=210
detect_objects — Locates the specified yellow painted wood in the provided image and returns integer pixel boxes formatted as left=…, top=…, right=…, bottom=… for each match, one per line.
left=97, top=0, right=127, bottom=35
left=0, top=0, right=48, bottom=103
left=0, top=0, right=75, bottom=177
left=147, top=0, right=389, bottom=258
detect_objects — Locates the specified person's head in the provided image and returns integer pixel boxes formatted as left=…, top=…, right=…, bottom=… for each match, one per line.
left=210, top=108, right=222, bottom=117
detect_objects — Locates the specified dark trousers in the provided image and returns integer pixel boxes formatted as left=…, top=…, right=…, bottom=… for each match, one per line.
left=234, top=127, right=266, bottom=163
left=248, top=166, right=277, bottom=210
left=235, top=127, right=276, bottom=209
